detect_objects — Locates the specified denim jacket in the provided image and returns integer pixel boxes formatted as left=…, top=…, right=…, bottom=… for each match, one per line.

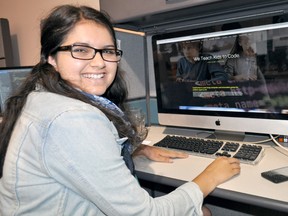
left=0, top=91, right=203, bottom=216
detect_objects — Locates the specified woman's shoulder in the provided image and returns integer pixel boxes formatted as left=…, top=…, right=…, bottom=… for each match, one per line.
left=24, top=91, right=103, bottom=120
left=29, top=91, right=87, bottom=106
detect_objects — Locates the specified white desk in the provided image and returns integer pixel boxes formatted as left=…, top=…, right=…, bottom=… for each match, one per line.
left=134, top=126, right=288, bottom=213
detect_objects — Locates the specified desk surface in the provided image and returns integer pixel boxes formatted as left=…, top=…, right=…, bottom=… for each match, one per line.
left=134, top=126, right=288, bottom=213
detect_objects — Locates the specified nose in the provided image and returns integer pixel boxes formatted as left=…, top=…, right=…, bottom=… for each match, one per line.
left=90, top=52, right=105, bottom=68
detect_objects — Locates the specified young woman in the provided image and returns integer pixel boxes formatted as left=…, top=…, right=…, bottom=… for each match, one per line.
left=0, top=5, right=240, bottom=215
left=224, top=34, right=264, bottom=81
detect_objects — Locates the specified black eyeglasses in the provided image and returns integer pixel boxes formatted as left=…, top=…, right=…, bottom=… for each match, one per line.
left=55, top=44, right=123, bottom=62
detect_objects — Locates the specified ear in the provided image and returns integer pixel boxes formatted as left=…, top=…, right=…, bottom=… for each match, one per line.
left=48, top=55, right=58, bottom=70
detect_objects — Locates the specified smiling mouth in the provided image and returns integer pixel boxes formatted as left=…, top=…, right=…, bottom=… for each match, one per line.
left=82, top=73, right=104, bottom=79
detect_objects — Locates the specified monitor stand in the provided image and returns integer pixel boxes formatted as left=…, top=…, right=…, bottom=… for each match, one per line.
left=206, top=130, right=246, bottom=142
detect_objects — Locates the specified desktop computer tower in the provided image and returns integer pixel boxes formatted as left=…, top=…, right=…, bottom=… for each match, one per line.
left=0, top=18, right=13, bottom=67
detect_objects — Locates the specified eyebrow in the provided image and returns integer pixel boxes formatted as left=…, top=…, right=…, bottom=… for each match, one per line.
left=72, top=43, right=116, bottom=49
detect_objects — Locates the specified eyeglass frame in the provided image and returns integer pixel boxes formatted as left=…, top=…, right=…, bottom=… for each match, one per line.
left=54, top=44, right=123, bottom=62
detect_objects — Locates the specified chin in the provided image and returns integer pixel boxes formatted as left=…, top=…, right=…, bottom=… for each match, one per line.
left=90, top=90, right=106, bottom=96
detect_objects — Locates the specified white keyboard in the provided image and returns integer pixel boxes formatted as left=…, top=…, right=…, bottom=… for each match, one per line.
left=154, top=135, right=265, bottom=165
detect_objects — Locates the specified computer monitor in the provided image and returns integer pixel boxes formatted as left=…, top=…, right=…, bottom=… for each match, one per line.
left=152, top=14, right=288, bottom=140
left=0, top=66, right=32, bottom=113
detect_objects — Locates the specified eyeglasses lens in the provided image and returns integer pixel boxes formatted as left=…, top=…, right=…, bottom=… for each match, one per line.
left=71, top=45, right=121, bottom=62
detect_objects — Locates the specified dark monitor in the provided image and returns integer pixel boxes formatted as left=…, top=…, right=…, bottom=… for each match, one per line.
left=152, top=14, right=288, bottom=140
left=0, top=66, right=32, bottom=113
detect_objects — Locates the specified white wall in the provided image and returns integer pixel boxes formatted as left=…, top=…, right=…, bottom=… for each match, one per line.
left=0, top=0, right=100, bottom=66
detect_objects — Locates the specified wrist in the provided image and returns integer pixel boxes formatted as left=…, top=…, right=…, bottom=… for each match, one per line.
left=132, top=144, right=148, bottom=157
left=192, top=172, right=218, bottom=197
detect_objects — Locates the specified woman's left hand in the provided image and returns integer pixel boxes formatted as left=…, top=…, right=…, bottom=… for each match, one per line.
left=133, top=144, right=189, bottom=163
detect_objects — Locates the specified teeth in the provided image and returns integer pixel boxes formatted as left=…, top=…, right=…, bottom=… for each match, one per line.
left=82, top=73, right=104, bottom=79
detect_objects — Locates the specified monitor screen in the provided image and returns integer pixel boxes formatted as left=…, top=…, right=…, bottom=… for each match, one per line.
left=152, top=15, right=288, bottom=139
left=0, top=66, right=32, bottom=113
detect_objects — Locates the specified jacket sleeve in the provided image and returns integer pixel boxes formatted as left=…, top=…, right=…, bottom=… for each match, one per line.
left=43, top=107, right=204, bottom=216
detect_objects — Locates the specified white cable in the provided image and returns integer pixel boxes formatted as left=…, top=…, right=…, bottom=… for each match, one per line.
left=269, top=134, right=288, bottom=153
left=248, top=136, right=276, bottom=144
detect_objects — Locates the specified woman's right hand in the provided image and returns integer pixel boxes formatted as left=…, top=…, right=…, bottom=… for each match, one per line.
left=192, top=157, right=240, bottom=197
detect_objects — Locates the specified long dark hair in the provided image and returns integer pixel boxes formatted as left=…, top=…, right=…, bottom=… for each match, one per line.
left=229, top=35, right=244, bottom=55
left=0, top=5, right=145, bottom=178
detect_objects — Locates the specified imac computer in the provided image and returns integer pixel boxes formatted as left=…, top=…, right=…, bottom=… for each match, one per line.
left=0, top=66, right=33, bottom=114
left=152, top=15, right=288, bottom=141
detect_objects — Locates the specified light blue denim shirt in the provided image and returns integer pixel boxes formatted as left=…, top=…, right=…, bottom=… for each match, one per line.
left=0, top=91, right=203, bottom=215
